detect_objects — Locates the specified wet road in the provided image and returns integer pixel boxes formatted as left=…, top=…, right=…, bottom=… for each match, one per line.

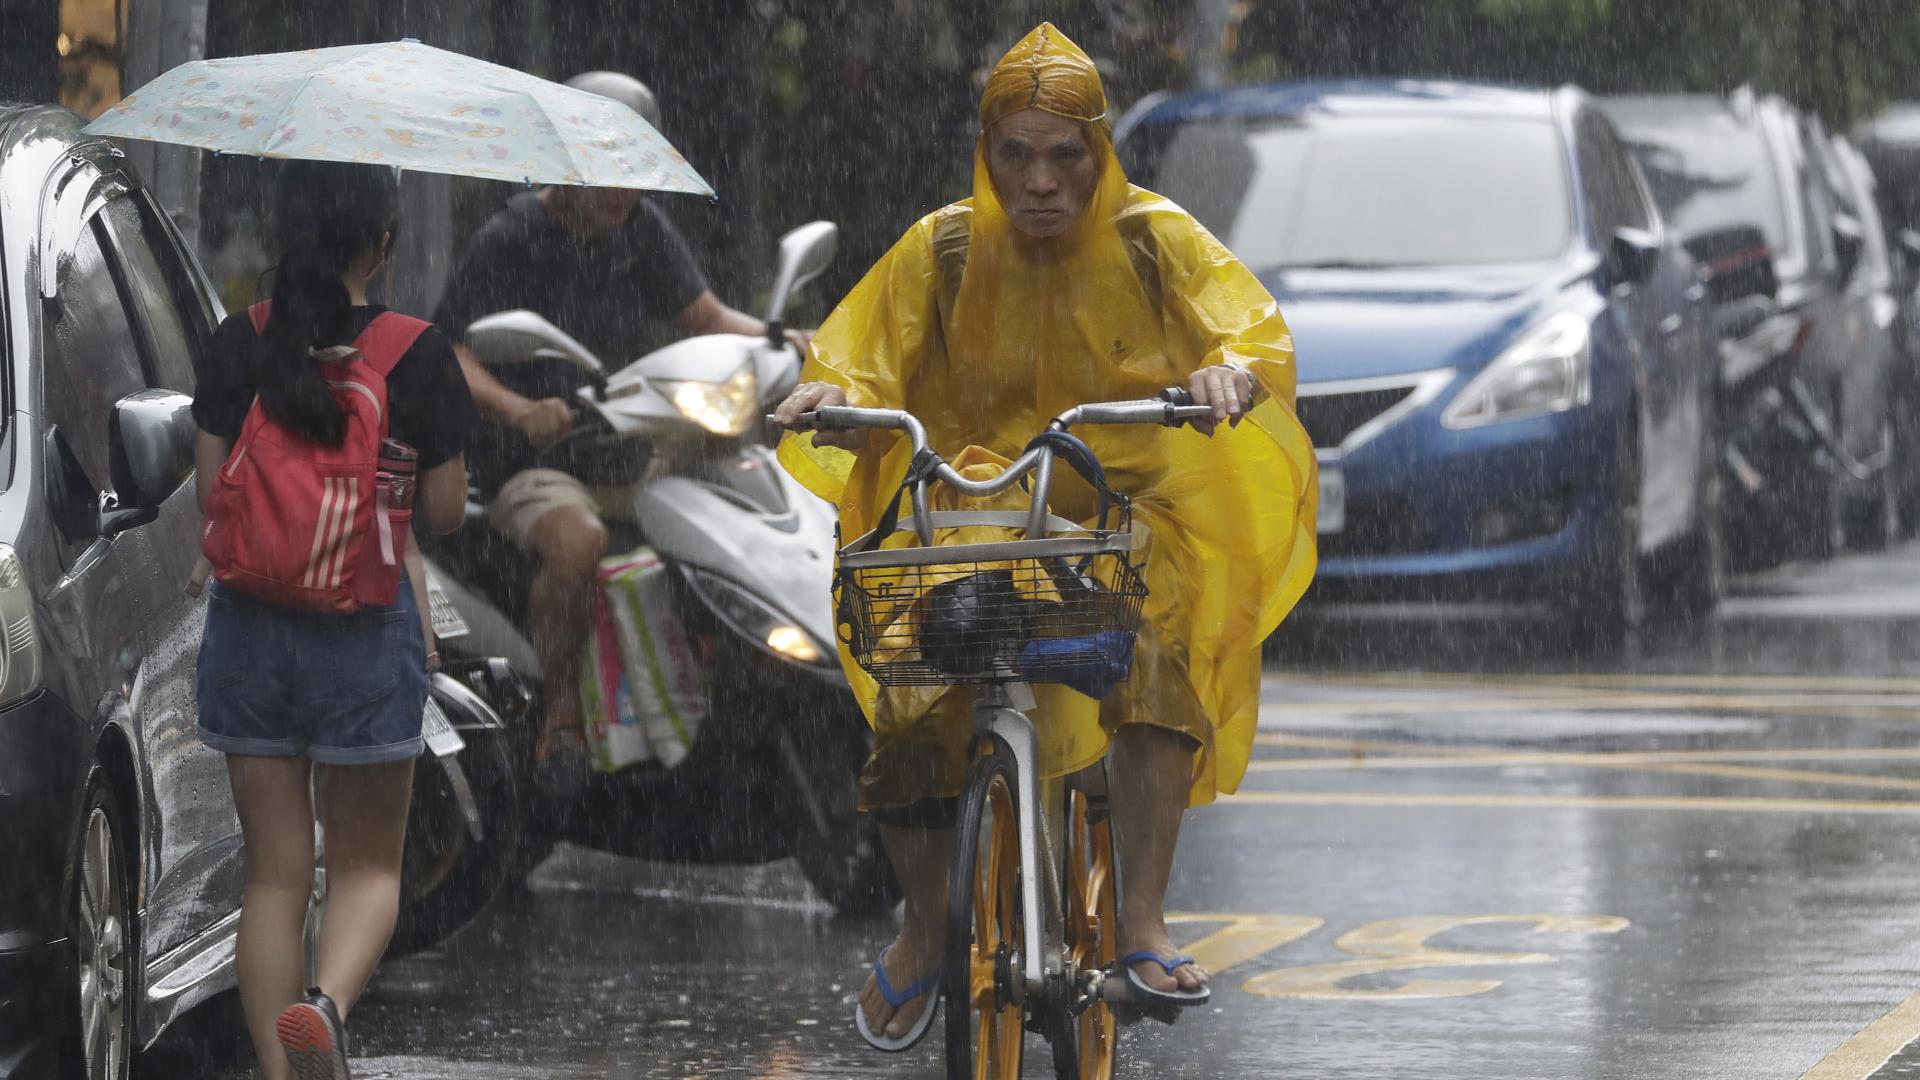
left=147, top=545, right=1920, bottom=1078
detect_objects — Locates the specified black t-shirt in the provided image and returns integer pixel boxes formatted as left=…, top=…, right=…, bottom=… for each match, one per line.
left=192, top=306, right=477, bottom=471
left=433, top=193, right=709, bottom=494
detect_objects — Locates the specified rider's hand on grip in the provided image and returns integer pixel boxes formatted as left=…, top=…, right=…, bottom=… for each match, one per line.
left=773, top=382, right=863, bottom=449
left=1185, top=363, right=1256, bottom=436
left=513, top=397, right=577, bottom=448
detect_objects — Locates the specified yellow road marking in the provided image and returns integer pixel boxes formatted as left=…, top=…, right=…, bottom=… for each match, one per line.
left=1220, top=791, right=1920, bottom=814
left=1247, top=739, right=1920, bottom=791
left=1272, top=671, right=1920, bottom=694
left=1799, top=988, right=1920, bottom=1079
left=1242, top=914, right=1628, bottom=1001
left=1254, top=734, right=1920, bottom=763
left=1165, top=913, right=1324, bottom=977
left=1267, top=692, right=1920, bottom=721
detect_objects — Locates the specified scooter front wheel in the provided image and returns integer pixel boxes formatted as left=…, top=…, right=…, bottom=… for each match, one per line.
left=945, top=738, right=1026, bottom=1080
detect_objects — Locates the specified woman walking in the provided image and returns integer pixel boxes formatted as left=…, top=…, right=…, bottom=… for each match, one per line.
left=192, top=159, right=476, bottom=1080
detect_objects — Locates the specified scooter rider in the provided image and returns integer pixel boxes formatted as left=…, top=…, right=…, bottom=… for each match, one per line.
left=434, top=71, right=787, bottom=792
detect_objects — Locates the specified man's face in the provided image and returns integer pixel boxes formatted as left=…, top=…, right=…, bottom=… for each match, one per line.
left=575, top=185, right=643, bottom=232
left=986, top=110, right=1100, bottom=239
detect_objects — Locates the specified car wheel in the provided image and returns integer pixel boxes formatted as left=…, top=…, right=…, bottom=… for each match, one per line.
left=1675, top=403, right=1730, bottom=620
left=1896, top=377, right=1920, bottom=537
left=65, top=773, right=133, bottom=1080
left=388, top=728, right=523, bottom=956
left=1843, top=418, right=1900, bottom=551
left=1573, top=422, right=1647, bottom=647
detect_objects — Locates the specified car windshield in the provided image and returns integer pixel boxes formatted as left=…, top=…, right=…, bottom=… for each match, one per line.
left=1121, top=113, right=1571, bottom=270
left=1612, top=111, right=1793, bottom=258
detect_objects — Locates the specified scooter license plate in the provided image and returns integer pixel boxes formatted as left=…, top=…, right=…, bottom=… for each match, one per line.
left=1318, top=466, right=1346, bottom=535
left=422, top=698, right=466, bottom=758
left=425, top=574, right=470, bottom=640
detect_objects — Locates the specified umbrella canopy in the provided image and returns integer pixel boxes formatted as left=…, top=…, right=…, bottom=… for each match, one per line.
left=83, top=40, right=712, bottom=195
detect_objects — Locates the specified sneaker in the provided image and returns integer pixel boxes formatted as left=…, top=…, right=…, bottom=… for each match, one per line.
left=276, top=987, right=351, bottom=1080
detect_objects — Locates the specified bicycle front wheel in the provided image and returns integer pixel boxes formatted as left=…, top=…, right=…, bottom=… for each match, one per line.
left=1056, top=775, right=1120, bottom=1079
left=944, top=738, right=1026, bottom=1080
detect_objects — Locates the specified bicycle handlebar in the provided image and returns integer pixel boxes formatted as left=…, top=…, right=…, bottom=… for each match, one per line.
left=769, top=390, right=1221, bottom=541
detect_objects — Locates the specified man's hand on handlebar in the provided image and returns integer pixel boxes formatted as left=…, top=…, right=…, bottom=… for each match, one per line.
left=1186, top=363, right=1257, bottom=436
left=772, top=382, right=863, bottom=449
left=514, top=397, right=577, bottom=448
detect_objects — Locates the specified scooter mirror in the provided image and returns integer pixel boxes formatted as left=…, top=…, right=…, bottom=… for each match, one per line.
left=464, top=310, right=607, bottom=379
left=764, top=221, right=840, bottom=331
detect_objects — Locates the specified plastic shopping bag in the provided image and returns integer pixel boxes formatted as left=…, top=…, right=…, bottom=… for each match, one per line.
left=578, top=548, right=707, bottom=773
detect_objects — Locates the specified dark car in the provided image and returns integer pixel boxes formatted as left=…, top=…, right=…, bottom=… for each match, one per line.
left=1117, top=80, right=1723, bottom=638
left=0, top=105, right=241, bottom=1078
left=1606, top=90, right=1902, bottom=560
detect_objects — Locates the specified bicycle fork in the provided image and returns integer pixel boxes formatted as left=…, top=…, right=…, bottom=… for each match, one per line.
left=974, top=683, right=1069, bottom=1006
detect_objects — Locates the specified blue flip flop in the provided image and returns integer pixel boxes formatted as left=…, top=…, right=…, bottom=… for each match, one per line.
left=1116, top=950, right=1211, bottom=1009
left=854, top=947, right=943, bottom=1052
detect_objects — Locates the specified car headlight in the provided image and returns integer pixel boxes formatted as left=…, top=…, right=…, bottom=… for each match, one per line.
left=657, top=366, right=759, bottom=436
left=1441, top=312, right=1593, bottom=430
left=682, top=568, right=835, bottom=669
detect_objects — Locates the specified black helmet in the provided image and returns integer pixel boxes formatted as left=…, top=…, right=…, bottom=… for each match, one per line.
left=918, top=570, right=1030, bottom=675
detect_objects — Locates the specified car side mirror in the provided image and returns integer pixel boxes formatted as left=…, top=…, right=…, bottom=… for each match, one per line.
left=1833, top=212, right=1866, bottom=283
left=1607, top=227, right=1661, bottom=288
left=763, top=221, right=839, bottom=335
left=103, top=390, right=196, bottom=534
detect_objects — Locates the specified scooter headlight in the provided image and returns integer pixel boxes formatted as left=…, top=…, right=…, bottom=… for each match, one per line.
left=683, top=567, right=836, bottom=670
left=658, top=367, right=759, bottom=436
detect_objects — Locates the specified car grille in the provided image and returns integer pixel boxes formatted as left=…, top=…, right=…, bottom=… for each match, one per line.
left=1296, top=386, right=1418, bottom=450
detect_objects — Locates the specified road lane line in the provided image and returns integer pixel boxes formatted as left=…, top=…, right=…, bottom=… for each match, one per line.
left=1219, top=791, right=1920, bottom=814
left=1270, top=672, right=1920, bottom=693
left=1799, top=989, right=1920, bottom=1080
left=1252, top=733, right=1920, bottom=762
left=1265, top=693, right=1920, bottom=720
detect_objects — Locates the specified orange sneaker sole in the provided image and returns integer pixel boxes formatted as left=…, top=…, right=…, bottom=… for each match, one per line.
left=276, top=1002, right=349, bottom=1080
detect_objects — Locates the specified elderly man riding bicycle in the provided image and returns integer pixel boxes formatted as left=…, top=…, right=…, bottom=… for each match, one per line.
left=773, top=22, right=1318, bottom=1071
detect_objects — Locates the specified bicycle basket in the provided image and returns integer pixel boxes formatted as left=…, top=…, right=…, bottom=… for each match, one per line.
left=837, top=532, right=1148, bottom=691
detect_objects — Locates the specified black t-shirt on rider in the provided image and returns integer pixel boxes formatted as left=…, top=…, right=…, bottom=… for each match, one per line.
left=433, top=192, right=710, bottom=495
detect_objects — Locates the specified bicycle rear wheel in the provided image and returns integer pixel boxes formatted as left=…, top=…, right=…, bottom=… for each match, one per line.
left=1053, top=774, right=1120, bottom=1079
left=944, top=738, right=1026, bottom=1080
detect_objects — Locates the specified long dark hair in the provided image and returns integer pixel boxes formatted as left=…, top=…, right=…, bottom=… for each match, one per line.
left=254, top=160, right=400, bottom=445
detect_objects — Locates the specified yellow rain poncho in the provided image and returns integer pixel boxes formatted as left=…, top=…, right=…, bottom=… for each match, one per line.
left=778, top=23, right=1318, bottom=809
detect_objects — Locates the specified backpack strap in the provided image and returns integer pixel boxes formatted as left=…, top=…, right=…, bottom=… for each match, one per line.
left=928, top=210, right=1164, bottom=313
left=248, top=300, right=272, bottom=335
left=349, top=313, right=433, bottom=377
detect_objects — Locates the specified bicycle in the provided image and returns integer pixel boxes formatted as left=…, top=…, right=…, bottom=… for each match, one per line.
left=784, top=389, right=1214, bottom=1079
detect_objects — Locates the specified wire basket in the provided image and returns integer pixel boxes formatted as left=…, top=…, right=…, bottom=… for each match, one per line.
left=838, top=539, right=1148, bottom=688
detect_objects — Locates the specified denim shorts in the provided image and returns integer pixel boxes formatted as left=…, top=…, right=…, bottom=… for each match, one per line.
left=196, top=578, right=429, bottom=765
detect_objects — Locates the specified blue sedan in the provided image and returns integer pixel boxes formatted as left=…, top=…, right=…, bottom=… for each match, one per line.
left=1117, top=80, right=1723, bottom=639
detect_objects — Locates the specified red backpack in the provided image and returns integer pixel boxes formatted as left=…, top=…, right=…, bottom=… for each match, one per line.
left=201, top=302, right=431, bottom=614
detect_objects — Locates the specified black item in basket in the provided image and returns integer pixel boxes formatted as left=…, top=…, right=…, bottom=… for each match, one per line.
left=918, top=570, right=1033, bottom=676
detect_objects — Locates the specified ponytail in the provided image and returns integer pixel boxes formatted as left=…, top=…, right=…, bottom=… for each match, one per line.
left=253, top=160, right=400, bottom=445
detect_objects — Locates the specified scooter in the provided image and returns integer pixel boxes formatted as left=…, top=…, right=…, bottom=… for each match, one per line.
left=419, top=222, right=900, bottom=915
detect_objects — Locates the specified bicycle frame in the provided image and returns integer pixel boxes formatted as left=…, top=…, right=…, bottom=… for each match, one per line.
left=973, top=680, right=1067, bottom=999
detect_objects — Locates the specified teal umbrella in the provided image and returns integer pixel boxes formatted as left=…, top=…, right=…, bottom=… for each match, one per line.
left=84, top=39, right=712, bottom=195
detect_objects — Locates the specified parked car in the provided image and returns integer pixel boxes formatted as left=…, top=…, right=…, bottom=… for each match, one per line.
left=1116, top=80, right=1723, bottom=638
left=1823, top=133, right=1912, bottom=540
left=1852, top=106, right=1920, bottom=531
left=0, top=104, right=240, bottom=1079
left=1607, top=90, right=1902, bottom=560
